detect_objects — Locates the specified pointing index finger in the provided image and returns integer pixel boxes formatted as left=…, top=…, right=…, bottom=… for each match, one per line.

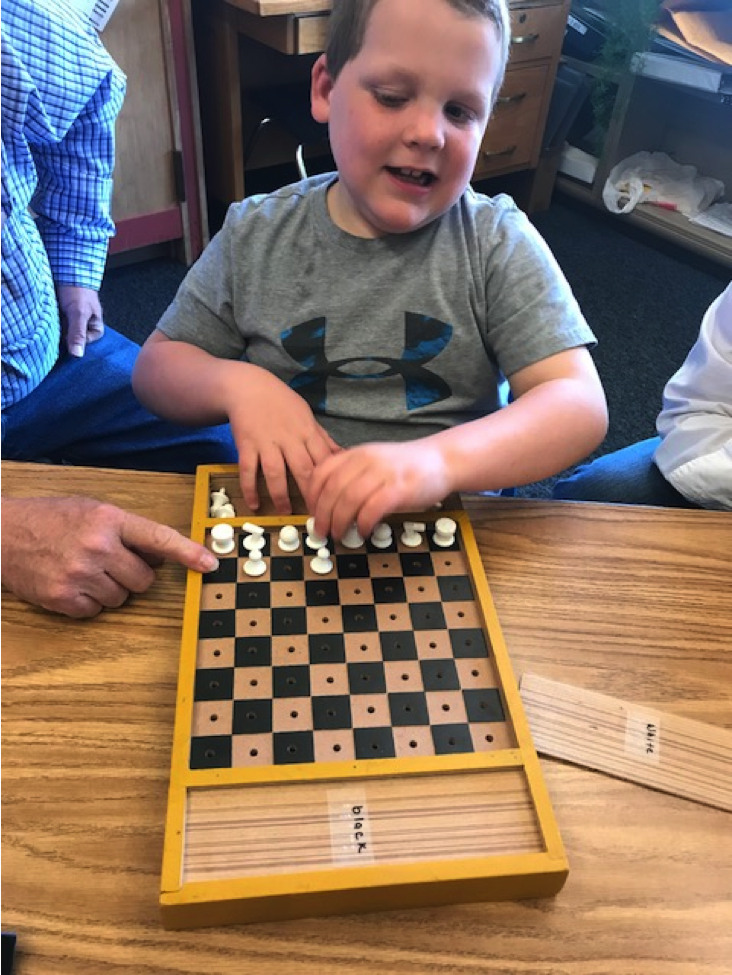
left=120, top=512, right=219, bottom=573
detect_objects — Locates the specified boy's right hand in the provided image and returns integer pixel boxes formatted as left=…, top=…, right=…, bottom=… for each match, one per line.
left=226, top=369, right=340, bottom=513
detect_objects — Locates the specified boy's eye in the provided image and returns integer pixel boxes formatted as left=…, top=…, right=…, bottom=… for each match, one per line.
left=445, top=103, right=476, bottom=125
left=372, top=89, right=407, bottom=109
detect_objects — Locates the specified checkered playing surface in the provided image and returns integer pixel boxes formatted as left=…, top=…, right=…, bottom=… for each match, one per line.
left=190, top=522, right=512, bottom=769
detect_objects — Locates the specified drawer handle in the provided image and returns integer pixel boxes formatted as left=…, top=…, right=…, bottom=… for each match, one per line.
left=482, top=145, right=517, bottom=159
left=511, top=32, right=539, bottom=45
left=496, top=92, right=527, bottom=106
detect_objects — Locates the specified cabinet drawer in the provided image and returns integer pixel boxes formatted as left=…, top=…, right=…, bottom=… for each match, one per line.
left=508, top=3, right=566, bottom=64
left=474, top=63, right=549, bottom=177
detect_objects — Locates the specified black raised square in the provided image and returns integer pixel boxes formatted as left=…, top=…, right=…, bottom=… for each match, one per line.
left=342, top=604, right=378, bottom=632
left=354, top=726, right=396, bottom=759
left=371, top=577, right=407, bottom=603
left=194, top=667, right=234, bottom=701
left=420, top=658, right=460, bottom=691
left=400, top=552, right=434, bottom=576
left=348, top=661, right=387, bottom=695
left=409, top=601, right=446, bottom=630
left=273, top=665, right=311, bottom=698
left=450, top=628, right=489, bottom=657
left=198, top=609, right=236, bottom=639
left=236, top=581, right=271, bottom=609
left=270, top=557, right=304, bottom=581
left=305, top=579, right=341, bottom=605
left=312, top=695, right=353, bottom=730
left=190, top=735, right=232, bottom=769
left=380, top=631, right=418, bottom=660
left=309, top=633, right=346, bottom=664
left=437, top=575, right=473, bottom=602
left=273, top=731, right=315, bottom=764
left=271, top=606, right=307, bottom=635
left=463, top=687, right=505, bottom=722
left=388, top=691, right=430, bottom=726
left=233, top=698, right=273, bottom=734
left=336, top=553, right=370, bottom=578
left=203, top=557, right=238, bottom=584
left=431, top=723, right=474, bottom=754
left=234, top=636, right=272, bottom=667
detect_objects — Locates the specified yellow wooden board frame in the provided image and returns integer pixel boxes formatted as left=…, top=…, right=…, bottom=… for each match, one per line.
left=160, top=465, right=568, bottom=928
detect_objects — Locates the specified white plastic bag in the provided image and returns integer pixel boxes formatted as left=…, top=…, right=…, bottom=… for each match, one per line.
left=603, top=151, right=724, bottom=218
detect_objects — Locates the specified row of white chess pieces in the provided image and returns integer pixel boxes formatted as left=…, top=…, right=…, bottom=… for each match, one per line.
left=208, top=488, right=456, bottom=577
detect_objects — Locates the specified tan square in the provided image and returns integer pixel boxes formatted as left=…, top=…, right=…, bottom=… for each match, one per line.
left=444, top=601, right=481, bottom=628
left=375, top=603, right=412, bottom=631
left=313, top=729, right=355, bottom=763
left=200, top=582, right=237, bottom=611
left=234, top=666, right=272, bottom=699
left=310, top=663, right=350, bottom=695
left=384, top=659, right=423, bottom=693
left=393, top=726, right=434, bottom=757
left=270, top=580, right=306, bottom=607
left=431, top=551, right=467, bottom=574
left=273, top=698, right=313, bottom=732
left=350, top=693, right=391, bottom=726
left=367, top=553, right=402, bottom=577
left=414, top=631, right=453, bottom=659
left=306, top=606, right=343, bottom=633
left=338, top=579, right=374, bottom=604
left=456, top=657, right=498, bottom=689
left=234, top=608, right=271, bottom=637
left=232, top=733, right=273, bottom=767
left=191, top=700, right=233, bottom=737
left=344, top=633, right=382, bottom=661
left=470, top=721, right=515, bottom=751
left=271, top=637, right=309, bottom=666
left=196, top=641, right=235, bottom=669
left=427, top=690, right=467, bottom=725
left=404, top=576, right=441, bottom=602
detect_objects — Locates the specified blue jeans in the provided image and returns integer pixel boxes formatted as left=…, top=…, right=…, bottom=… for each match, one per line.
left=553, top=437, right=699, bottom=508
left=2, top=326, right=237, bottom=472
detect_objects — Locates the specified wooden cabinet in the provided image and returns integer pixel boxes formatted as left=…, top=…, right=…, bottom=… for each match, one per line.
left=476, top=0, right=570, bottom=180
left=103, top=0, right=207, bottom=263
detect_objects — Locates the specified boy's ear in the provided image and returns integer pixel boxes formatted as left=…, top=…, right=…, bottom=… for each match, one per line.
left=310, top=54, right=334, bottom=123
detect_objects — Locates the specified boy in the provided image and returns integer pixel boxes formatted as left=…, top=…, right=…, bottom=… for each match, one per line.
left=133, top=0, right=608, bottom=541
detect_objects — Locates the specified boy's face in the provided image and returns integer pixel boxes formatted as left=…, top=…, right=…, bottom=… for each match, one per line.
left=311, top=0, right=502, bottom=238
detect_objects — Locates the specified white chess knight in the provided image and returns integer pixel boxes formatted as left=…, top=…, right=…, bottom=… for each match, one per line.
left=401, top=521, right=426, bottom=547
left=242, top=522, right=266, bottom=550
left=210, top=523, right=236, bottom=555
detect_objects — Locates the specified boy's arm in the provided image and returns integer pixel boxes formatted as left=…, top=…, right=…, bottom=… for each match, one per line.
left=132, top=331, right=339, bottom=512
left=307, top=346, right=607, bottom=539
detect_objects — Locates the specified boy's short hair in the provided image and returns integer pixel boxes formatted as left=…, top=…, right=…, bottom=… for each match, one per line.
left=325, top=0, right=511, bottom=97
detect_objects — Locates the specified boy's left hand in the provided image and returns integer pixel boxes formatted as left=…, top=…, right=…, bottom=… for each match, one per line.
left=305, top=440, right=452, bottom=541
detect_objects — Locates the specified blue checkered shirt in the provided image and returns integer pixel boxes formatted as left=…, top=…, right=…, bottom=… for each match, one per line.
left=1, top=0, right=126, bottom=409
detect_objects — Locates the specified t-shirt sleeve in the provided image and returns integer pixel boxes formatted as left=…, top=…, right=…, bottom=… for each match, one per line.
left=156, top=201, right=249, bottom=360
left=482, top=201, right=596, bottom=378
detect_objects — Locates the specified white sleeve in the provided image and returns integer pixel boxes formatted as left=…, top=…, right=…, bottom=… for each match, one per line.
left=654, top=283, right=732, bottom=511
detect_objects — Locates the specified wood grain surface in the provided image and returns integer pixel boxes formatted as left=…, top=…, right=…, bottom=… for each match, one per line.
left=2, top=462, right=731, bottom=975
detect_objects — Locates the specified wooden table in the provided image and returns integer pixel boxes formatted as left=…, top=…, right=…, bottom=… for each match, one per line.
left=2, top=461, right=731, bottom=975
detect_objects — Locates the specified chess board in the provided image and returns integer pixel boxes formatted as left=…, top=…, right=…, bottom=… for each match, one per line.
left=160, top=465, right=567, bottom=929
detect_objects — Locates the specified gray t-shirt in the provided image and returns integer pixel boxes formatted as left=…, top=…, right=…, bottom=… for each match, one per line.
left=157, top=174, right=595, bottom=447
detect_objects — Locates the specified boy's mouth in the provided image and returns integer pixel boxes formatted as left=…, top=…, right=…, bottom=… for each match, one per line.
left=386, top=167, right=436, bottom=187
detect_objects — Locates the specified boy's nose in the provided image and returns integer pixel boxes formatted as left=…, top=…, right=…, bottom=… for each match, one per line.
left=402, top=105, right=445, bottom=150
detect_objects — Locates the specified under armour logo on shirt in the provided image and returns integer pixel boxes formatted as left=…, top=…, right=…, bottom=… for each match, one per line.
left=282, top=313, right=453, bottom=412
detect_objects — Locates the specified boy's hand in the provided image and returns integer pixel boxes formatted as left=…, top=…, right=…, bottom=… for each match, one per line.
left=1, top=497, right=219, bottom=618
left=227, top=371, right=340, bottom=514
left=57, top=285, right=105, bottom=357
left=305, top=440, right=452, bottom=541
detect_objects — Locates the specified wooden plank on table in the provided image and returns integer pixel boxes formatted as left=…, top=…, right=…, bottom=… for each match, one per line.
left=519, top=673, right=732, bottom=812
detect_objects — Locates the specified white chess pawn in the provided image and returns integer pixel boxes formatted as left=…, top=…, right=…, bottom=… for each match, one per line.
left=305, top=516, right=328, bottom=550
left=400, top=521, right=426, bottom=547
left=433, top=516, right=457, bottom=547
left=242, top=523, right=266, bottom=551
left=243, top=548, right=267, bottom=577
left=340, top=523, right=364, bottom=549
left=211, top=502, right=236, bottom=518
left=278, top=525, right=301, bottom=552
left=310, top=547, right=333, bottom=575
left=370, top=522, right=393, bottom=549
left=210, top=523, right=236, bottom=555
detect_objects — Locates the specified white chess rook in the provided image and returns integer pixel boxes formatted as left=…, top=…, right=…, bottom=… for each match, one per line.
left=210, top=523, right=236, bottom=555
left=433, top=517, right=457, bottom=547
